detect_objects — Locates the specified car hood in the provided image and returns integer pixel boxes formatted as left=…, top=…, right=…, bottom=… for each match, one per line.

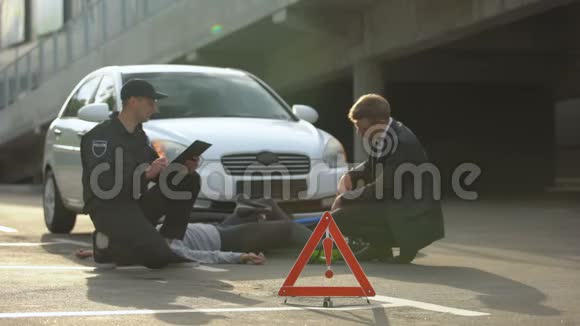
left=142, top=117, right=329, bottom=160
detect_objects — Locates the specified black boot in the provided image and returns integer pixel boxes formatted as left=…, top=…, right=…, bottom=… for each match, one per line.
left=394, top=248, right=418, bottom=264
left=351, top=238, right=394, bottom=262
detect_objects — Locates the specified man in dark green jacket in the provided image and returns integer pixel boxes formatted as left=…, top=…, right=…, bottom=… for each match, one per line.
left=331, top=94, right=444, bottom=264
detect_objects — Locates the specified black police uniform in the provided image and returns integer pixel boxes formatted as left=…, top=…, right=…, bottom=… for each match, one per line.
left=80, top=82, right=200, bottom=268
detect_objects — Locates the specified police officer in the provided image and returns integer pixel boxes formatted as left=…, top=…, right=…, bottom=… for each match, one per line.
left=80, top=79, right=201, bottom=268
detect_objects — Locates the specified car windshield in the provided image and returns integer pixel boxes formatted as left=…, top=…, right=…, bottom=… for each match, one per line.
left=122, top=72, right=294, bottom=120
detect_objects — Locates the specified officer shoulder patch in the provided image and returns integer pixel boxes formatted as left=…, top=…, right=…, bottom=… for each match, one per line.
left=92, top=140, right=108, bottom=158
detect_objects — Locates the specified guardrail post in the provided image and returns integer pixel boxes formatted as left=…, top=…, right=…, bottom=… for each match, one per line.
left=53, top=31, right=58, bottom=73
left=121, top=0, right=127, bottom=29
left=26, top=52, right=32, bottom=92
left=66, top=23, right=72, bottom=65
left=101, top=0, right=107, bottom=43
left=14, top=60, right=20, bottom=99
left=38, top=40, right=44, bottom=83
left=2, top=71, right=7, bottom=108
left=83, top=10, right=90, bottom=53
left=6, top=65, right=13, bottom=105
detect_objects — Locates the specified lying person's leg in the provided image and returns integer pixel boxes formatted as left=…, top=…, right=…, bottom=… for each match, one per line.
left=221, top=195, right=269, bottom=226
left=221, top=197, right=292, bottom=226
left=257, top=198, right=293, bottom=221
left=216, top=221, right=311, bottom=253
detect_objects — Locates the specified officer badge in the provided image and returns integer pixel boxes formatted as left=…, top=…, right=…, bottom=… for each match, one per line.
left=92, top=140, right=108, bottom=158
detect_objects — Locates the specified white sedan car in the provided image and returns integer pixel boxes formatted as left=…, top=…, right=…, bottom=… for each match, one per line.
left=43, top=65, right=347, bottom=233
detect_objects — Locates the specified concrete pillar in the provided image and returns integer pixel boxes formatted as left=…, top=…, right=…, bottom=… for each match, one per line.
left=552, top=99, right=580, bottom=191
left=352, top=59, right=385, bottom=163
left=550, top=56, right=580, bottom=190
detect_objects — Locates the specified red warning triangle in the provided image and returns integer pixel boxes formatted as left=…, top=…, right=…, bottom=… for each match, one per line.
left=278, top=211, right=376, bottom=297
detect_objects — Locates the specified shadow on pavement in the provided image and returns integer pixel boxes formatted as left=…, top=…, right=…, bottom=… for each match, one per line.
left=83, top=269, right=256, bottom=325
left=440, top=198, right=580, bottom=262
left=40, top=232, right=94, bottom=267
left=39, top=233, right=262, bottom=324
left=368, top=264, right=560, bottom=317
left=39, top=232, right=386, bottom=325
left=284, top=301, right=390, bottom=326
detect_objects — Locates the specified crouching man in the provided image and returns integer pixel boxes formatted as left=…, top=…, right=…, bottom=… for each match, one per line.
left=331, top=94, right=445, bottom=264
left=80, top=79, right=201, bottom=268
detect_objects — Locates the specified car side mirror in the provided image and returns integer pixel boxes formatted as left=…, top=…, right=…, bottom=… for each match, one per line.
left=78, top=103, right=110, bottom=122
left=292, top=104, right=319, bottom=124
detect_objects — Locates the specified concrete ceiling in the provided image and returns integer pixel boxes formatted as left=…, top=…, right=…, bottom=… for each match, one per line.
left=294, top=0, right=377, bottom=11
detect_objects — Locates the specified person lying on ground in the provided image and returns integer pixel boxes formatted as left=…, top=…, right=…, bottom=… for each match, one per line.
left=76, top=197, right=312, bottom=266
left=76, top=220, right=310, bottom=265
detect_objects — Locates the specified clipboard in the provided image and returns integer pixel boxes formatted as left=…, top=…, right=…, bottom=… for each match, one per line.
left=146, top=140, right=211, bottom=192
left=171, top=140, right=212, bottom=164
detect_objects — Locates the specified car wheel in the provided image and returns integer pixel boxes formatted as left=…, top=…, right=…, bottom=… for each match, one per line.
left=43, top=170, right=77, bottom=233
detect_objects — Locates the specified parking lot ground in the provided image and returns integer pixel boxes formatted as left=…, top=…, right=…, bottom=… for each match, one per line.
left=0, top=186, right=579, bottom=325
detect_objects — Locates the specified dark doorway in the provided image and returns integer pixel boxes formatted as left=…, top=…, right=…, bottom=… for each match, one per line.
left=386, top=82, right=554, bottom=196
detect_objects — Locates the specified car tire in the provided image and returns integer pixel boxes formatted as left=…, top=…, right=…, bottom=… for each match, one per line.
left=43, top=170, right=77, bottom=234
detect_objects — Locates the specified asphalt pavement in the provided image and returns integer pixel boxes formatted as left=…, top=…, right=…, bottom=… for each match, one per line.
left=0, top=186, right=578, bottom=325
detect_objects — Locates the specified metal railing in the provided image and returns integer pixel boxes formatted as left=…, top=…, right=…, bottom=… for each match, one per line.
left=0, top=0, right=179, bottom=110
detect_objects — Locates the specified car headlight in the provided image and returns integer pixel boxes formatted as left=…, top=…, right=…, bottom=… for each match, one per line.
left=322, top=138, right=347, bottom=168
left=151, top=139, right=188, bottom=163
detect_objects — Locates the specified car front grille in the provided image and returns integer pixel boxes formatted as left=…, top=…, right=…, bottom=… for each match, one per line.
left=221, top=153, right=311, bottom=176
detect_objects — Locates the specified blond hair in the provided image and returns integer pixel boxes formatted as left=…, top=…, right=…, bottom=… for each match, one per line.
left=348, top=94, right=391, bottom=122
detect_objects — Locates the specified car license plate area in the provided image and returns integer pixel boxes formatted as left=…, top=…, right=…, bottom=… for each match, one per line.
left=236, top=179, right=307, bottom=200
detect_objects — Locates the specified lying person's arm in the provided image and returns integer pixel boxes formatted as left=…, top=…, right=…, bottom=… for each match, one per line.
left=74, top=248, right=266, bottom=265
left=168, top=240, right=265, bottom=265
left=240, top=253, right=266, bottom=264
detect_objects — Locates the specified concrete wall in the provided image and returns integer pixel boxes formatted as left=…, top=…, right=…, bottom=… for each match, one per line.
left=0, top=0, right=298, bottom=145
left=2, top=0, right=570, bottom=145
left=0, top=0, right=577, bottom=189
left=262, top=0, right=574, bottom=92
